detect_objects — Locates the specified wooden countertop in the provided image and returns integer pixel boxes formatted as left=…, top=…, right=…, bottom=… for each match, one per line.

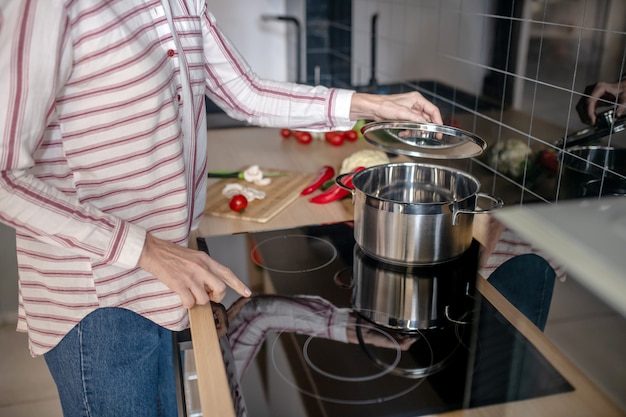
left=197, top=127, right=373, bottom=236
left=193, top=126, right=624, bottom=417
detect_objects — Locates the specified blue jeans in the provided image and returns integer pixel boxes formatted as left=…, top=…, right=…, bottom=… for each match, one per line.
left=488, top=253, right=556, bottom=331
left=44, top=307, right=178, bottom=417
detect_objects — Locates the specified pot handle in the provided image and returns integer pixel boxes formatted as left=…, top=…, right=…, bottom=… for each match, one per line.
left=333, top=266, right=354, bottom=289
left=334, top=172, right=355, bottom=193
left=445, top=305, right=472, bottom=325
left=452, top=193, right=504, bottom=225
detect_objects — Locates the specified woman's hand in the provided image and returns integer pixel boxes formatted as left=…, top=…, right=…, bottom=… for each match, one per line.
left=576, top=80, right=626, bottom=125
left=138, top=234, right=251, bottom=308
left=350, top=91, right=443, bottom=125
left=345, top=315, right=417, bottom=351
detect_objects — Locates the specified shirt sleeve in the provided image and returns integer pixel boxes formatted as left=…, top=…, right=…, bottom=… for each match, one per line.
left=0, top=1, right=145, bottom=269
left=479, top=228, right=567, bottom=282
left=227, top=295, right=351, bottom=379
left=200, top=8, right=355, bottom=131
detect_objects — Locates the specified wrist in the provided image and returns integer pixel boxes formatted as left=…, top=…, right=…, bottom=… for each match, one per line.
left=349, top=93, right=381, bottom=120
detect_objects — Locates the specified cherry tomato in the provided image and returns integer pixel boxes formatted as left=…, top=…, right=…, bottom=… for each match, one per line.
left=280, top=128, right=292, bottom=139
left=229, top=194, right=248, bottom=212
left=293, top=131, right=313, bottom=144
left=325, top=131, right=344, bottom=146
left=344, top=130, right=358, bottom=142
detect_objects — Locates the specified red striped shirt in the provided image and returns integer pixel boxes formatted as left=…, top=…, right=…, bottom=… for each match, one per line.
left=480, top=228, right=567, bottom=282
left=0, top=0, right=354, bottom=356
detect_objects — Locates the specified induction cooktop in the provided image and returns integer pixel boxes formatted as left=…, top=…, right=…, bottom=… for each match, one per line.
left=190, top=221, right=573, bottom=417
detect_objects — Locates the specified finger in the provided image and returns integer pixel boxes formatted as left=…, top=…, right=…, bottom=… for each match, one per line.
left=205, top=280, right=227, bottom=303
left=220, top=273, right=251, bottom=299
left=177, top=287, right=196, bottom=309
left=391, top=102, right=434, bottom=124
left=187, top=277, right=212, bottom=305
left=587, top=95, right=600, bottom=125
left=203, top=256, right=252, bottom=298
left=586, top=84, right=609, bottom=125
left=575, top=96, right=591, bottom=125
left=420, top=102, right=443, bottom=124
left=398, top=337, right=418, bottom=351
left=401, top=94, right=441, bottom=124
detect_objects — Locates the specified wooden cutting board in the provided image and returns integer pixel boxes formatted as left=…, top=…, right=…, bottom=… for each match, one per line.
left=204, top=168, right=315, bottom=223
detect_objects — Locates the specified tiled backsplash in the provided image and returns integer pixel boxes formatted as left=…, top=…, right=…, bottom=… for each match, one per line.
left=303, top=1, right=352, bottom=86
left=312, top=0, right=626, bottom=204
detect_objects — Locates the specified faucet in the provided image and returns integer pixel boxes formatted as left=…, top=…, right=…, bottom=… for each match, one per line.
left=261, top=15, right=303, bottom=83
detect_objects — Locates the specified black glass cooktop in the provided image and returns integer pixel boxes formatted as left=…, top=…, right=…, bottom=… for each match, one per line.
left=197, top=221, right=573, bottom=417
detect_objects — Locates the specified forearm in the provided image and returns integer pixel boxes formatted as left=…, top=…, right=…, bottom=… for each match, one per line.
left=0, top=4, right=138, bottom=265
left=209, top=74, right=355, bottom=130
left=350, top=92, right=443, bottom=124
left=201, top=9, right=354, bottom=130
left=0, top=171, right=145, bottom=269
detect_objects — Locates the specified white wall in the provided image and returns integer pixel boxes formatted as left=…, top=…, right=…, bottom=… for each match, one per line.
left=205, top=0, right=291, bottom=82
left=352, top=0, right=493, bottom=95
left=208, top=0, right=494, bottom=92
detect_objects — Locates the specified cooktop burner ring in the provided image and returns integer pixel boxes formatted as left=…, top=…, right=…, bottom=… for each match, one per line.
left=269, top=313, right=428, bottom=405
left=200, top=221, right=575, bottom=414
left=302, top=321, right=402, bottom=382
left=250, top=234, right=337, bottom=273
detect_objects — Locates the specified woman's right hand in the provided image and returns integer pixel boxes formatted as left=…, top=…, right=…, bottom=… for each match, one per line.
left=138, top=234, right=251, bottom=308
left=576, top=80, right=626, bottom=125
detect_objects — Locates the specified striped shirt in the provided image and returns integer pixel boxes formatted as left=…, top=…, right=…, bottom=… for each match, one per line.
left=480, top=228, right=567, bottom=282
left=0, top=0, right=354, bottom=356
left=226, top=295, right=350, bottom=380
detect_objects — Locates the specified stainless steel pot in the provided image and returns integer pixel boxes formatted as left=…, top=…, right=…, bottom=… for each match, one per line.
left=337, top=162, right=503, bottom=265
left=350, top=245, right=478, bottom=332
left=561, top=146, right=626, bottom=198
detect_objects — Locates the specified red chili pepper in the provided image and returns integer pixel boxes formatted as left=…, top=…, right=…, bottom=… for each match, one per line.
left=309, top=166, right=364, bottom=204
left=301, top=165, right=336, bottom=195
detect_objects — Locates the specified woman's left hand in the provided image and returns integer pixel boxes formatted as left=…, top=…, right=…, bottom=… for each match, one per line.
left=350, top=91, right=443, bottom=125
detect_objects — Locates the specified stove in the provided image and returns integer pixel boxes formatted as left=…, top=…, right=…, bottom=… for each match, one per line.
left=191, top=221, right=573, bottom=417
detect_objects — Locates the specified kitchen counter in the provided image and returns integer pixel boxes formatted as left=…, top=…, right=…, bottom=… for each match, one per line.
left=197, top=127, right=373, bottom=236
left=192, top=126, right=623, bottom=417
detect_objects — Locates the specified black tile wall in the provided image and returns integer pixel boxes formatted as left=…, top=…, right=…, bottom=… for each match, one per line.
left=304, top=0, right=352, bottom=87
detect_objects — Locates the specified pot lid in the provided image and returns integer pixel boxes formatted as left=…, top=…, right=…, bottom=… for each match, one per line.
left=361, top=121, right=486, bottom=159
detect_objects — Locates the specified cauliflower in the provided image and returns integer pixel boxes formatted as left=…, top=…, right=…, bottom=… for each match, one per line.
left=340, top=149, right=390, bottom=174
left=486, top=138, right=532, bottom=179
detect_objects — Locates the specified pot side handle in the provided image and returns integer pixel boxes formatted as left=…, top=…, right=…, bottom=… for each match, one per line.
left=334, top=172, right=355, bottom=192
left=452, top=193, right=504, bottom=225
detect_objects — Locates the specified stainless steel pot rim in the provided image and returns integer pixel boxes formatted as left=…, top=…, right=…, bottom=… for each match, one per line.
left=355, top=244, right=466, bottom=270
left=561, top=145, right=626, bottom=174
left=358, top=244, right=466, bottom=266
left=355, top=314, right=461, bottom=378
left=351, top=162, right=482, bottom=205
left=582, top=178, right=626, bottom=196
left=361, top=121, right=487, bottom=159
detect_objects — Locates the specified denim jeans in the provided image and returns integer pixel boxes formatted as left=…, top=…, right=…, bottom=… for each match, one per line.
left=44, top=307, right=178, bottom=417
left=488, top=253, right=556, bottom=331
